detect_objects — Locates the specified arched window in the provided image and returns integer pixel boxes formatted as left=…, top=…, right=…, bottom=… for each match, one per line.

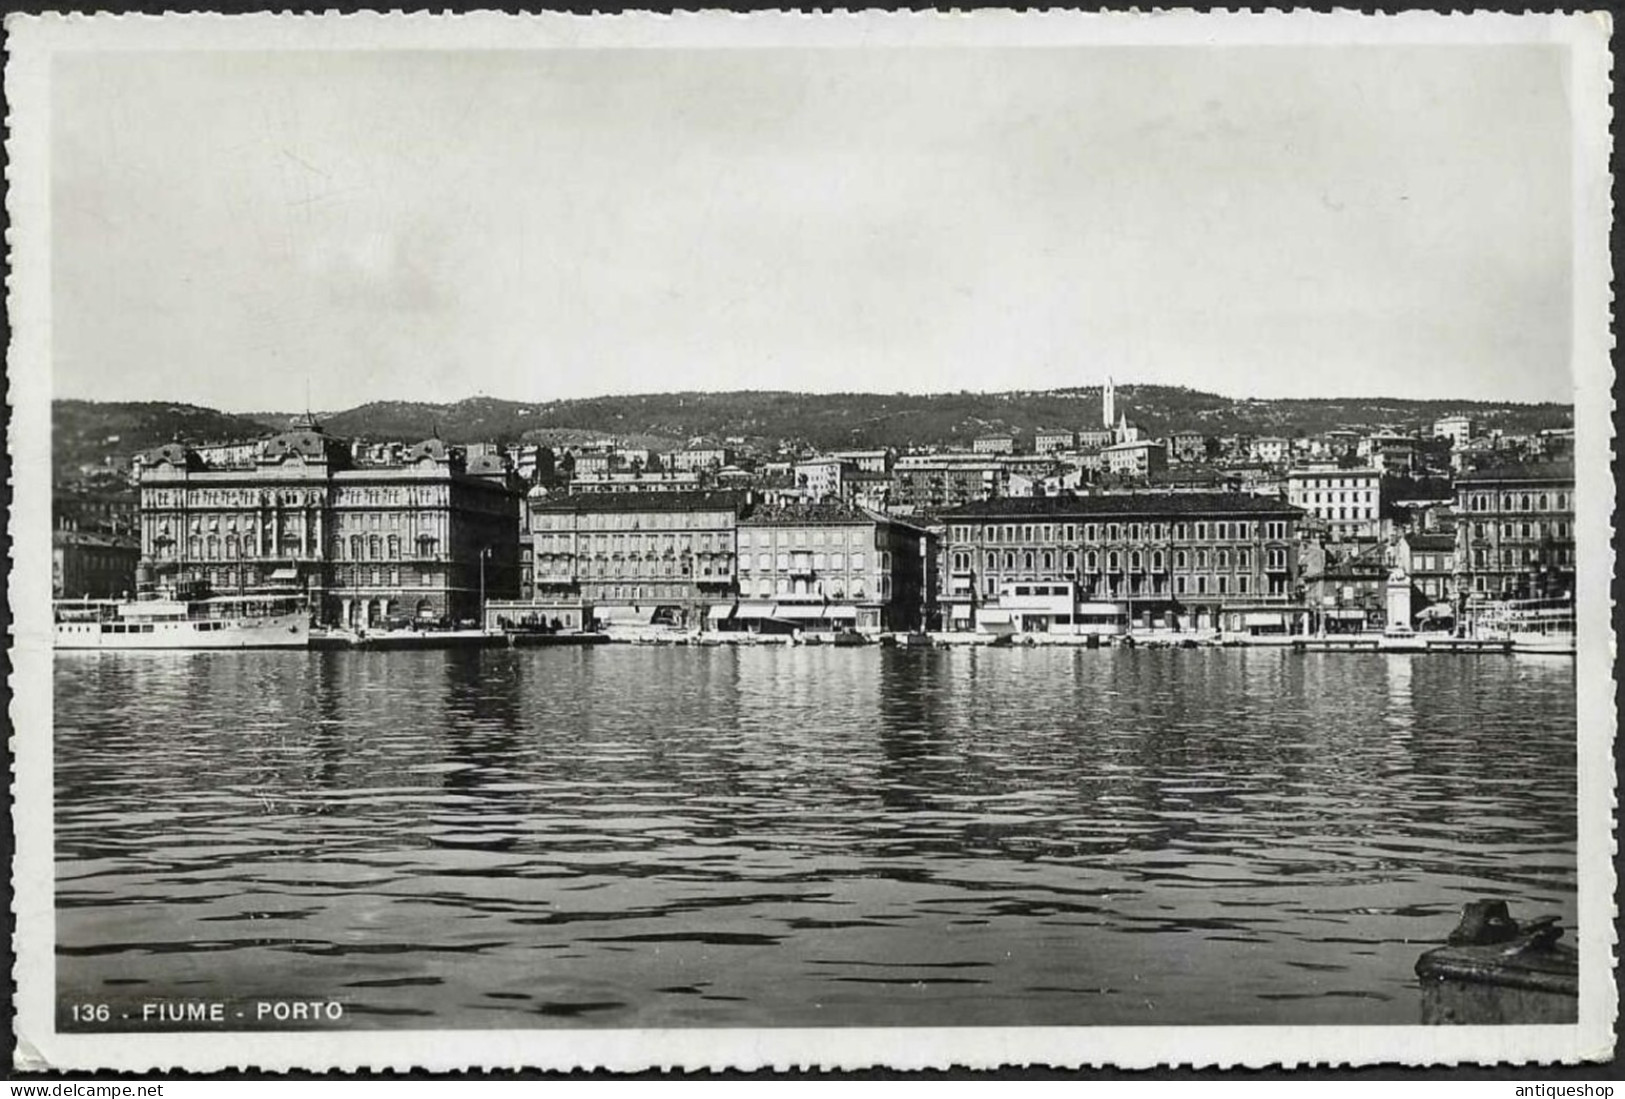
left=1023, top=552, right=1034, bottom=571
left=350, top=535, right=363, bottom=560
left=1215, top=550, right=1228, bottom=569
left=1042, top=551, right=1054, bottom=570
left=1107, top=551, right=1120, bottom=572
left=1086, top=550, right=1098, bottom=571
left=985, top=552, right=997, bottom=571
left=1004, top=552, right=1015, bottom=570
left=1175, top=550, right=1187, bottom=569
left=1151, top=551, right=1164, bottom=571
left=1130, top=551, right=1142, bottom=571
left=1064, top=551, right=1076, bottom=571
left=1235, top=548, right=1249, bottom=569
left=1538, top=494, right=1549, bottom=510
left=368, top=536, right=382, bottom=560
left=387, top=535, right=400, bottom=560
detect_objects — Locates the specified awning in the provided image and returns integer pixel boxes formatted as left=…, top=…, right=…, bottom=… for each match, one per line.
left=1326, top=609, right=1367, bottom=620
left=978, top=609, right=1013, bottom=624
left=597, top=605, right=656, bottom=624
left=735, top=602, right=779, bottom=618
left=773, top=604, right=858, bottom=621
left=707, top=604, right=736, bottom=621
left=268, top=568, right=299, bottom=581
left=1244, top=612, right=1286, bottom=627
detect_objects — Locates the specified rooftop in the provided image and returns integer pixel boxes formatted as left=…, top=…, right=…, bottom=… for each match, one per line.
left=529, top=490, right=750, bottom=515
left=1456, top=460, right=1575, bottom=484
left=740, top=500, right=883, bottom=527
left=939, top=492, right=1303, bottom=520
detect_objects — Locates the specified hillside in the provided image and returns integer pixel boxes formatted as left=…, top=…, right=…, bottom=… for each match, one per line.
left=257, top=387, right=1572, bottom=453
left=59, top=387, right=1572, bottom=480
left=54, top=400, right=279, bottom=481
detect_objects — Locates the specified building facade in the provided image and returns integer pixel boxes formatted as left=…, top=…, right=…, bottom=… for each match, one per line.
left=54, top=530, right=140, bottom=599
left=1102, top=440, right=1169, bottom=478
left=527, top=491, right=748, bottom=629
left=1454, top=462, right=1575, bottom=602
left=1034, top=429, right=1077, bottom=455
left=1433, top=415, right=1476, bottom=448
left=1285, top=467, right=1383, bottom=540
left=733, top=502, right=927, bottom=634
left=136, top=421, right=522, bottom=627
left=972, top=435, right=1016, bottom=455
left=937, top=493, right=1307, bottom=635
left=890, top=454, right=1007, bottom=513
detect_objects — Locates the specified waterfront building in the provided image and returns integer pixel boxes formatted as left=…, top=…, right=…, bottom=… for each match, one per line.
left=973, top=434, right=1017, bottom=455
left=527, top=490, right=748, bottom=629
left=1285, top=467, right=1383, bottom=540
left=54, top=529, right=140, bottom=599
left=1034, top=429, right=1077, bottom=455
left=936, top=493, right=1307, bottom=635
left=890, top=453, right=1007, bottom=512
left=1300, top=541, right=1389, bottom=632
left=135, top=418, right=522, bottom=627
left=1396, top=531, right=1459, bottom=607
left=1102, top=440, right=1168, bottom=478
left=1454, top=461, right=1575, bottom=601
left=732, top=501, right=928, bottom=634
left=1433, top=415, right=1477, bottom=448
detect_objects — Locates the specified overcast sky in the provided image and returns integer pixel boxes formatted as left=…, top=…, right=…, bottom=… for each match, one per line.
left=51, top=45, right=1574, bottom=411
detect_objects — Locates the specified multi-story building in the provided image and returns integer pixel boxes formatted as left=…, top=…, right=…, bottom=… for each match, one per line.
left=527, top=490, right=748, bottom=629
left=1034, top=429, right=1077, bottom=455
left=1250, top=436, right=1291, bottom=465
left=1167, top=431, right=1211, bottom=464
left=794, top=458, right=857, bottom=503
left=1285, top=467, right=1383, bottom=540
left=671, top=445, right=736, bottom=472
left=1396, top=531, right=1458, bottom=606
left=1433, top=415, right=1477, bottom=448
left=973, top=434, right=1017, bottom=455
left=1076, top=428, right=1115, bottom=451
left=135, top=418, right=522, bottom=627
left=193, top=439, right=264, bottom=468
left=1454, top=462, right=1575, bottom=602
left=936, top=493, right=1307, bottom=635
left=826, top=449, right=894, bottom=475
left=54, top=529, right=140, bottom=599
left=569, top=469, right=704, bottom=494
left=890, top=453, right=1007, bottom=513
left=1102, top=440, right=1168, bottom=478
left=732, top=501, right=928, bottom=634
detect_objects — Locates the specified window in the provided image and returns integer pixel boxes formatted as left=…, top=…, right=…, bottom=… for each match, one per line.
left=1176, top=575, right=1187, bottom=594
left=1107, top=551, right=1120, bottom=572
left=1238, top=576, right=1249, bottom=594
left=852, top=553, right=866, bottom=571
left=1042, top=551, right=1054, bottom=570
left=985, top=552, right=997, bottom=571
left=1023, top=552, right=1034, bottom=571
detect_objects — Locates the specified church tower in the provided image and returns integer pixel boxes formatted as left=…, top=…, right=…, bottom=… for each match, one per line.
left=1102, top=376, right=1116, bottom=430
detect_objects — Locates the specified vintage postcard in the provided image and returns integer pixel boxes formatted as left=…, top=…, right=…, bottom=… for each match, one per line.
left=7, top=9, right=1615, bottom=1073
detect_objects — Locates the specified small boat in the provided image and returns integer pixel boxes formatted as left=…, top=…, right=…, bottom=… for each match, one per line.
left=831, top=630, right=868, bottom=647
left=55, top=590, right=309, bottom=650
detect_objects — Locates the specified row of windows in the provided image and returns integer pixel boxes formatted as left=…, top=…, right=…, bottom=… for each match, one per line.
left=740, top=552, right=869, bottom=573
left=977, top=574, right=1272, bottom=597
left=538, top=559, right=731, bottom=579
left=738, top=528, right=879, bottom=549
left=746, top=577, right=873, bottom=599
left=1469, top=547, right=1577, bottom=569
left=952, top=547, right=1289, bottom=573
left=947, top=520, right=1291, bottom=544
left=1462, top=490, right=1572, bottom=513
left=536, top=533, right=724, bottom=553
left=1466, top=521, right=1573, bottom=541
left=533, top=512, right=731, bottom=532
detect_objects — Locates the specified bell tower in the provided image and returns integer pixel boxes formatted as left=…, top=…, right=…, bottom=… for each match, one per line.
left=1102, top=376, right=1116, bottom=430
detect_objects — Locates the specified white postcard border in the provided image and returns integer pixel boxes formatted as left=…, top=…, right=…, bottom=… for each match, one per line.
left=7, top=8, right=1615, bottom=1072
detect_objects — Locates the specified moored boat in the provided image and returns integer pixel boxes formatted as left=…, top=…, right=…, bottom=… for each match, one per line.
left=55, top=590, right=310, bottom=650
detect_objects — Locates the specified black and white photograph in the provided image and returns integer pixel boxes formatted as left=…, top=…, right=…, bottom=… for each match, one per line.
left=8, top=10, right=1614, bottom=1072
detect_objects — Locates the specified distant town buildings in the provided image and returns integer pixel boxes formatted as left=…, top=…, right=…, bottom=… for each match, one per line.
left=1454, top=461, right=1575, bottom=602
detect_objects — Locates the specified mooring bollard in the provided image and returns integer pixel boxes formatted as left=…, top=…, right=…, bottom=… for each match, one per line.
left=1415, top=899, right=1578, bottom=1024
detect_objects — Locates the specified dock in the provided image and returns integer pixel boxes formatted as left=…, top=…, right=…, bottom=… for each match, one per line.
left=1416, top=900, right=1577, bottom=1024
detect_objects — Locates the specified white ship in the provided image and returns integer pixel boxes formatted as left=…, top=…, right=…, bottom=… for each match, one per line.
left=54, top=591, right=310, bottom=650
left=1480, top=597, right=1576, bottom=656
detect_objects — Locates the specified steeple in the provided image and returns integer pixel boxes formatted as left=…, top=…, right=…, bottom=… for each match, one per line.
left=1103, top=376, right=1116, bottom=429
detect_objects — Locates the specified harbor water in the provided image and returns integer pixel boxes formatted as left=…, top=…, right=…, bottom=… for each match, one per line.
left=55, top=646, right=1577, bottom=1028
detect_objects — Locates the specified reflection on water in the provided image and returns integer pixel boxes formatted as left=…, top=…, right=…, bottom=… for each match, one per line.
left=55, top=647, right=1576, bottom=1028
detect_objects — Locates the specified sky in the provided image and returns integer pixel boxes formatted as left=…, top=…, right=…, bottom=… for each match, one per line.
left=51, top=44, right=1575, bottom=411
